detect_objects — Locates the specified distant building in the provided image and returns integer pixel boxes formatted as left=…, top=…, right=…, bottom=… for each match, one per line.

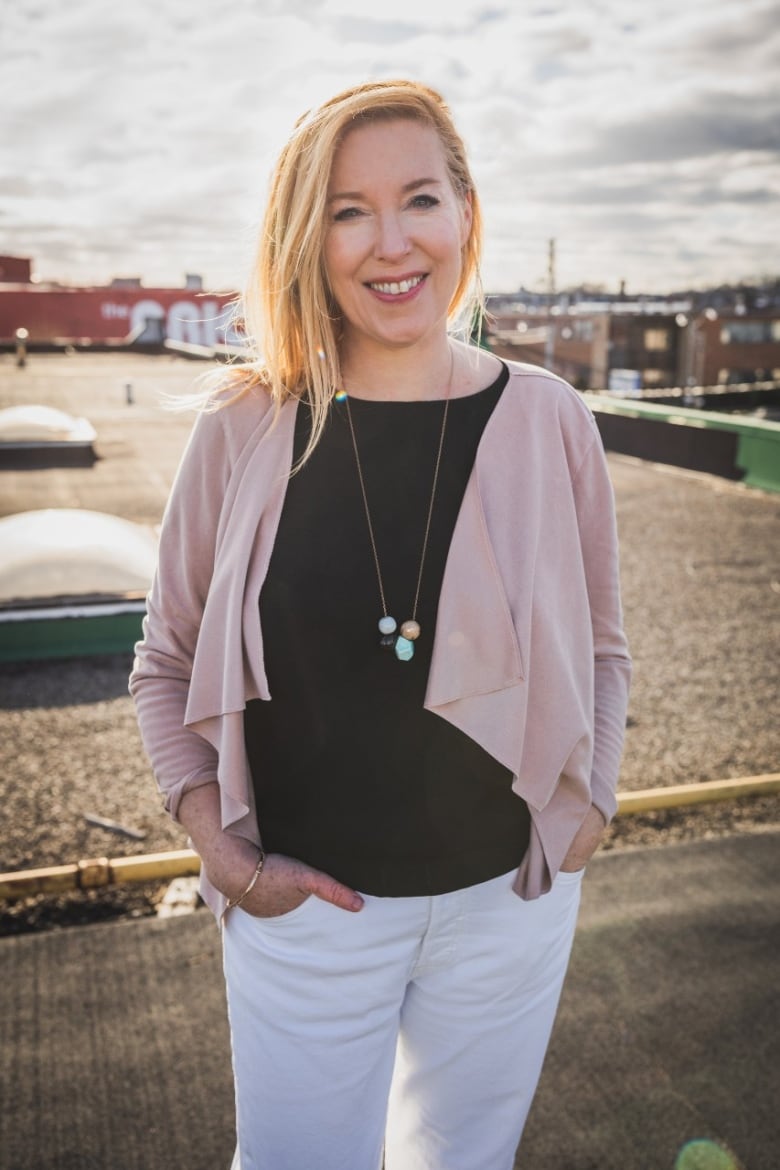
left=0, top=255, right=32, bottom=284
left=609, top=313, right=681, bottom=390
left=0, top=255, right=242, bottom=348
left=486, top=298, right=780, bottom=390
left=680, top=310, right=780, bottom=386
left=486, top=310, right=611, bottom=390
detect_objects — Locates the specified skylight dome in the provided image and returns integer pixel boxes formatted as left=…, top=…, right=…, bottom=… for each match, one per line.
left=0, top=509, right=157, bottom=603
left=0, top=405, right=97, bottom=446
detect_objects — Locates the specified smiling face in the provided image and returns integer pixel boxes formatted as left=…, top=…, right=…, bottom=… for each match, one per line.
left=323, top=117, right=472, bottom=362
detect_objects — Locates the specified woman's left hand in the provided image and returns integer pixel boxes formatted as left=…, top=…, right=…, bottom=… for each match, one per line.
left=559, top=805, right=608, bottom=873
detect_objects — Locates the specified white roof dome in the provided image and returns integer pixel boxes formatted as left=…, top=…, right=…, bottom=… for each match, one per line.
left=0, top=509, right=157, bottom=603
left=0, top=405, right=96, bottom=445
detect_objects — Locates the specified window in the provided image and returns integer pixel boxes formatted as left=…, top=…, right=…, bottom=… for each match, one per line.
left=721, top=369, right=765, bottom=385
left=644, top=329, right=669, bottom=351
left=720, top=321, right=779, bottom=344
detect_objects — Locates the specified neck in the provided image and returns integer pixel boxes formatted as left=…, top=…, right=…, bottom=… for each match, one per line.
left=339, top=335, right=456, bottom=402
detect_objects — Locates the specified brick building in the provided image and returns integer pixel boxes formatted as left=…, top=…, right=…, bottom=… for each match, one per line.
left=487, top=303, right=780, bottom=391
left=680, top=311, right=780, bottom=386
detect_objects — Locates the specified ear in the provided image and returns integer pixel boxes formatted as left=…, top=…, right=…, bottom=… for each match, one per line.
left=460, top=190, right=473, bottom=248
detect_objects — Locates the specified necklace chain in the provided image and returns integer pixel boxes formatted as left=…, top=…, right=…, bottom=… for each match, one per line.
left=342, top=346, right=454, bottom=656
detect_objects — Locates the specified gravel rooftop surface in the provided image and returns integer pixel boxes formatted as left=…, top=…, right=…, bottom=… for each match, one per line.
left=1, top=353, right=778, bottom=933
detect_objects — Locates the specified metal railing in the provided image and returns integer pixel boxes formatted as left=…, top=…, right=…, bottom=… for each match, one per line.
left=1, top=774, right=777, bottom=904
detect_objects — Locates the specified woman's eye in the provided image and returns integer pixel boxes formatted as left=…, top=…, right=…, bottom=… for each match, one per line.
left=409, top=194, right=440, bottom=209
left=333, top=206, right=363, bottom=222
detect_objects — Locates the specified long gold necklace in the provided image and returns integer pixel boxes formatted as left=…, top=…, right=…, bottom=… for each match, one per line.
left=341, top=346, right=453, bottom=662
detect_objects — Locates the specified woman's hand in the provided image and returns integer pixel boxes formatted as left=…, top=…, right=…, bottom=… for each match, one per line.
left=177, top=782, right=364, bottom=917
left=222, top=849, right=365, bottom=918
left=559, top=805, right=607, bottom=873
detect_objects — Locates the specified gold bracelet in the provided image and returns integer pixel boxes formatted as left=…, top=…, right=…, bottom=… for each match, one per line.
left=225, top=849, right=266, bottom=911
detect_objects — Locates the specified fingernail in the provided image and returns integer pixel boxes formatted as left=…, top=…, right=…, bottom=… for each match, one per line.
left=351, top=895, right=364, bottom=911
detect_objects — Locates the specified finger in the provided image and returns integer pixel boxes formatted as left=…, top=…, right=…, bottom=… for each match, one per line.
left=301, top=869, right=364, bottom=912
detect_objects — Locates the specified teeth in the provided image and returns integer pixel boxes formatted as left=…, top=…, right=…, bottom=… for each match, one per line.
left=369, top=276, right=424, bottom=295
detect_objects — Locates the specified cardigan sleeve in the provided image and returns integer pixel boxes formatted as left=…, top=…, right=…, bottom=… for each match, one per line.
left=129, top=406, right=232, bottom=821
left=571, top=426, right=632, bottom=823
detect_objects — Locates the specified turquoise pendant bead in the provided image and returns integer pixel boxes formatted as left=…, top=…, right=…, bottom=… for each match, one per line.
left=394, top=635, right=414, bottom=662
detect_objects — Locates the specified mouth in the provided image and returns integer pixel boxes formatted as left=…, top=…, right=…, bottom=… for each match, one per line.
left=365, top=274, right=427, bottom=297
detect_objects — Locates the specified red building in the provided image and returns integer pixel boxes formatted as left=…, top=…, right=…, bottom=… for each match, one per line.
left=0, top=255, right=242, bottom=348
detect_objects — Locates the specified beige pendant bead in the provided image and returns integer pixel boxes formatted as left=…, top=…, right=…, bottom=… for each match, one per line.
left=400, top=620, right=421, bottom=641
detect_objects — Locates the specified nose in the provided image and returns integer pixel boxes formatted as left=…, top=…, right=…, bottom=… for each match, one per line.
left=374, top=211, right=411, bottom=262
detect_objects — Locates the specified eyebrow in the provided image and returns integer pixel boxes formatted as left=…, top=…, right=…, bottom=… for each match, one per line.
left=327, top=177, right=443, bottom=202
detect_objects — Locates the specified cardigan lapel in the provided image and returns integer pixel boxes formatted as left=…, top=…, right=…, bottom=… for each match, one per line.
left=424, top=375, right=584, bottom=813
left=184, top=399, right=298, bottom=727
left=424, top=465, right=524, bottom=708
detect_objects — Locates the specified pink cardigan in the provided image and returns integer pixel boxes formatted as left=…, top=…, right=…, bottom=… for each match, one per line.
left=130, top=360, right=631, bottom=919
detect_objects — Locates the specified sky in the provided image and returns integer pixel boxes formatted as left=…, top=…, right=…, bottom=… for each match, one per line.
left=1, top=0, right=778, bottom=296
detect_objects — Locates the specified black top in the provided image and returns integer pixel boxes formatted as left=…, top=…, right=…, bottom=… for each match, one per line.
left=244, top=360, right=531, bottom=896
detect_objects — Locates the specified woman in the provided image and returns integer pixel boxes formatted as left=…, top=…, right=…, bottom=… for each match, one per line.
left=130, top=79, right=631, bottom=1170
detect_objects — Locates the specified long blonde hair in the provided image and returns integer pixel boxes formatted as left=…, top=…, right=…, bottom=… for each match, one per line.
left=223, top=80, right=484, bottom=465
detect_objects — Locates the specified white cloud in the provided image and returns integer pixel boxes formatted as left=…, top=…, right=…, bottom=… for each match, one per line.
left=1, top=0, right=777, bottom=293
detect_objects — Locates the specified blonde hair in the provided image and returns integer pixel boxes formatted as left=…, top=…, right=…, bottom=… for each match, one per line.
left=222, top=80, right=484, bottom=465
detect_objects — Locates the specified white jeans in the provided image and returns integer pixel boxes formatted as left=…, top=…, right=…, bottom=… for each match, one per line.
left=222, top=866, right=583, bottom=1170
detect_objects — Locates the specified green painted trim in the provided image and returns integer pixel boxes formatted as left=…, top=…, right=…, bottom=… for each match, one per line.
left=584, top=393, right=780, bottom=493
left=0, top=611, right=144, bottom=663
left=737, top=432, right=780, bottom=491
left=583, top=393, right=780, bottom=437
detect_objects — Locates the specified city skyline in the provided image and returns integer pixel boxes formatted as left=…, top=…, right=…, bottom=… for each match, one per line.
left=2, top=0, right=778, bottom=296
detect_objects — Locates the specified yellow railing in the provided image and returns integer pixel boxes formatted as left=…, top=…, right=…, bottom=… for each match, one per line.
left=1, top=774, right=778, bottom=903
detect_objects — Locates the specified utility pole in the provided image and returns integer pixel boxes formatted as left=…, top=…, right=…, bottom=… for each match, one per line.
left=545, top=238, right=556, bottom=370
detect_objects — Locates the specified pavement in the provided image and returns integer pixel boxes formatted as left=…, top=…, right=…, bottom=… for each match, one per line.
left=1, top=829, right=777, bottom=1170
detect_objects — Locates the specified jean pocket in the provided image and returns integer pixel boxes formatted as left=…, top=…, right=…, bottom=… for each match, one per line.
left=236, top=893, right=316, bottom=926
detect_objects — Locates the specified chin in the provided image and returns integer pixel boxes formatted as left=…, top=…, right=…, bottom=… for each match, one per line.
left=366, top=317, right=444, bottom=351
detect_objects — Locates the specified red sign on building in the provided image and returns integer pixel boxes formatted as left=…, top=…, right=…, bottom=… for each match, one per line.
left=0, top=256, right=241, bottom=346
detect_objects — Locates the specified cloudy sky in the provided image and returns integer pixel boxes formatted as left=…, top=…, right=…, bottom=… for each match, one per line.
left=1, top=0, right=778, bottom=295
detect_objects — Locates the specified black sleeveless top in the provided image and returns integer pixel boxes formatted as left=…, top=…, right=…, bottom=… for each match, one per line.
left=244, top=361, right=531, bottom=895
